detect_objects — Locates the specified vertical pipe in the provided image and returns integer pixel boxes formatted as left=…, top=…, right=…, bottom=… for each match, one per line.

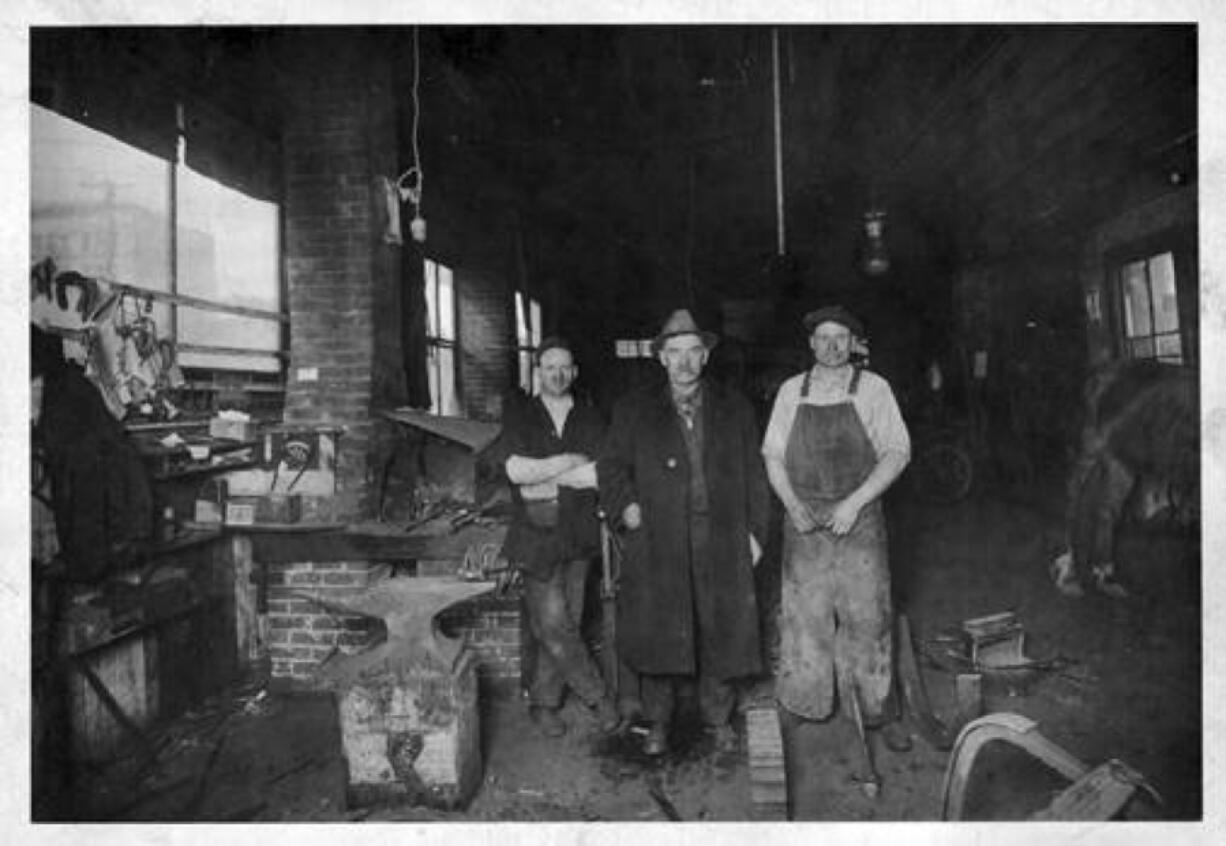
left=772, top=27, right=786, bottom=256
left=171, top=102, right=183, bottom=344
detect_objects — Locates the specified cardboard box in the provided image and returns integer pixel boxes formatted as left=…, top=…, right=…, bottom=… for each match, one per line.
left=224, top=497, right=259, bottom=526
left=194, top=499, right=224, bottom=524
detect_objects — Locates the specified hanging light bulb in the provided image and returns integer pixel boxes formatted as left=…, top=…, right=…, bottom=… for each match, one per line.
left=859, top=209, right=891, bottom=277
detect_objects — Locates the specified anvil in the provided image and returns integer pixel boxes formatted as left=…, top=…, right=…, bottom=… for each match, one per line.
left=298, top=569, right=494, bottom=688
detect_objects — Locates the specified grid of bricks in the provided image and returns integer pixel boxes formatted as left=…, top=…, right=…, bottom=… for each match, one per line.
left=266, top=560, right=380, bottom=680
left=281, top=37, right=401, bottom=522
left=437, top=593, right=522, bottom=695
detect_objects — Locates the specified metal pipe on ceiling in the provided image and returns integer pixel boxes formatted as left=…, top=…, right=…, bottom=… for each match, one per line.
left=772, top=26, right=786, bottom=257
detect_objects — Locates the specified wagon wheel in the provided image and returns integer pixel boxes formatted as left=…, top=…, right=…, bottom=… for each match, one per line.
left=910, top=441, right=974, bottom=504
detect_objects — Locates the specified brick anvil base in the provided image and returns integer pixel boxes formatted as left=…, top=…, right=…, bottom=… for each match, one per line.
left=336, top=651, right=480, bottom=808
left=304, top=576, right=492, bottom=808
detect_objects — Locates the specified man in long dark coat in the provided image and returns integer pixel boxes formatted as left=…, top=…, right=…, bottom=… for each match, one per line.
left=598, top=309, right=768, bottom=756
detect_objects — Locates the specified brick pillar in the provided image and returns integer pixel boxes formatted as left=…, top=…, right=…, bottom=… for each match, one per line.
left=282, top=34, right=402, bottom=521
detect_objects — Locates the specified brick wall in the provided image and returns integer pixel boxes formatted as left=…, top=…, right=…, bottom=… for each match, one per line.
left=266, top=560, right=381, bottom=681
left=281, top=34, right=401, bottom=521
left=438, top=593, right=522, bottom=697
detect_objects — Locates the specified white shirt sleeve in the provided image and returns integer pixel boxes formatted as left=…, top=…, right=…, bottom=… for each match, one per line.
left=761, top=374, right=804, bottom=460
left=855, top=371, right=911, bottom=461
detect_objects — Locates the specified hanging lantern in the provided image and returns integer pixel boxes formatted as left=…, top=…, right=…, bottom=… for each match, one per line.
left=859, top=209, right=891, bottom=277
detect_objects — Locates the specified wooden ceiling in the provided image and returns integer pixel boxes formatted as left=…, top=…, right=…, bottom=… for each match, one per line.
left=413, top=24, right=1196, bottom=306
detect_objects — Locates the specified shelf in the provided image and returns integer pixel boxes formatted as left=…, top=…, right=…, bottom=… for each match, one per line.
left=152, top=459, right=259, bottom=483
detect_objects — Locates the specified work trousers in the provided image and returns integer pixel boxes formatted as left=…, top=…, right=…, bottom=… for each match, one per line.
left=521, top=557, right=607, bottom=709
left=640, top=671, right=736, bottom=729
left=778, top=506, right=892, bottom=723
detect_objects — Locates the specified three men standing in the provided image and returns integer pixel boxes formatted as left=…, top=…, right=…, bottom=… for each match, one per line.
left=599, top=309, right=769, bottom=756
left=497, top=304, right=910, bottom=792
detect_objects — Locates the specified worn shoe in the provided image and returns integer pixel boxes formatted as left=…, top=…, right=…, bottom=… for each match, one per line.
left=643, top=724, right=669, bottom=757
left=709, top=724, right=739, bottom=754
left=875, top=720, right=913, bottom=753
left=530, top=706, right=566, bottom=738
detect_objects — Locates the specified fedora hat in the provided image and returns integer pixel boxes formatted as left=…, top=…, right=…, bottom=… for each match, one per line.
left=802, top=304, right=864, bottom=338
left=651, top=308, right=718, bottom=354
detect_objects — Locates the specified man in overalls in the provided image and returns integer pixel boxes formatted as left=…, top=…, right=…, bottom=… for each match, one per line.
left=761, top=306, right=911, bottom=812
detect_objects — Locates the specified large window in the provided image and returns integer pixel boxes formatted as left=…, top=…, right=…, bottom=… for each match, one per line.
left=175, top=162, right=281, bottom=372
left=30, top=102, right=285, bottom=414
left=1116, top=250, right=1183, bottom=363
left=424, top=258, right=459, bottom=415
left=31, top=103, right=173, bottom=310
left=515, top=291, right=542, bottom=393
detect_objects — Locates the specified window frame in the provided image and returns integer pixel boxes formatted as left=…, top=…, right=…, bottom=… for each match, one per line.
left=30, top=100, right=288, bottom=418
left=515, top=291, right=542, bottom=394
left=423, top=257, right=460, bottom=415
left=1105, top=228, right=1198, bottom=365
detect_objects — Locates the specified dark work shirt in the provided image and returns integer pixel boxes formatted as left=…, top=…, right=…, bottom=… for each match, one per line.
left=672, top=386, right=710, bottom=515
left=491, top=394, right=606, bottom=576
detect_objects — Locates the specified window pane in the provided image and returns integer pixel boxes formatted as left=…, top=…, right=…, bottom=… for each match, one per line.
left=178, top=349, right=282, bottom=373
left=520, top=351, right=533, bottom=393
left=176, top=164, right=280, bottom=368
left=31, top=104, right=172, bottom=293
left=425, top=260, right=439, bottom=336
left=1120, top=260, right=1151, bottom=338
left=530, top=300, right=542, bottom=346
left=438, top=265, right=455, bottom=340
left=1155, top=333, right=1183, bottom=363
left=515, top=292, right=528, bottom=346
left=1148, top=252, right=1180, bottom=334
left=1129, top=337, right=1155, bottom=359
left=427, top=345, right=440, bottom=412
left=438, top=346, right=458, bottom=415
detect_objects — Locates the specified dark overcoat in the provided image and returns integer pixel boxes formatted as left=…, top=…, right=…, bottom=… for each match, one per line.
left=598, top=379, right=769, bottom=679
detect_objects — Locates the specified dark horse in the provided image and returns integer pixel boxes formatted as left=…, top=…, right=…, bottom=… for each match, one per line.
left=1051, top=359, right=1198, bottom=598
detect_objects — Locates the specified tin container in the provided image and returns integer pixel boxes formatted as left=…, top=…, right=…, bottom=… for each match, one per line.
left=257, top=492, right=302, bottom=524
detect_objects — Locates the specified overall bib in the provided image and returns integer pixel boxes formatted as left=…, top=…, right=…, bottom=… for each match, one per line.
left=776, top=367, right=892, bottom=722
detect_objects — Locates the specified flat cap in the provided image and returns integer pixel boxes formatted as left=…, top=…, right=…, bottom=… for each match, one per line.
left=802, top=305, right=864, bottom=337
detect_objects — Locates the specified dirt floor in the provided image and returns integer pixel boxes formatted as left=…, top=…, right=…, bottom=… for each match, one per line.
left=71, top=471, right=1201, bottom=823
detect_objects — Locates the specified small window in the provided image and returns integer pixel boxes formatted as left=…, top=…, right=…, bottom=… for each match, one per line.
left=615, top=339, right=654, bottom=359
left=515, top=291, right=542, bottom=393
left=1116, top=251, right=1182, bottom=363
left=424, top=258, right=459, bottom=415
